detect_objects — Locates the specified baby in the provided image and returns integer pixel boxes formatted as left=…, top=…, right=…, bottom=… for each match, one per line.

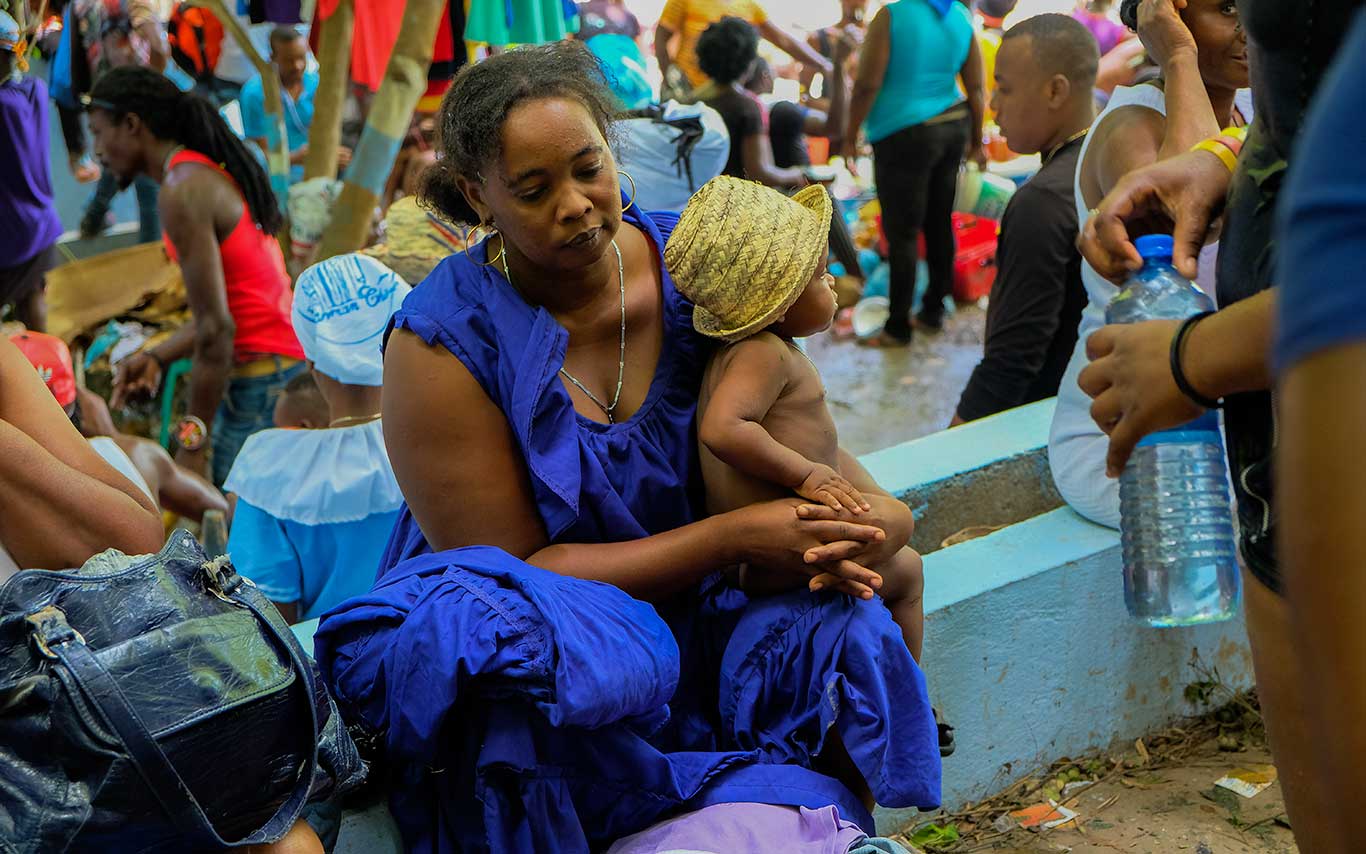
left=272, top=371, right=331, bottom=429
left=666, top=176, right=925, bottom=662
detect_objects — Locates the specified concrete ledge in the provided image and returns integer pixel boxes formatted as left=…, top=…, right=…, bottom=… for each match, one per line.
left=858, top=399, right=1057, bottom=497
left=918, top=507, right=1252, bottom=813
left=858, top=400, right=1064, bottom=554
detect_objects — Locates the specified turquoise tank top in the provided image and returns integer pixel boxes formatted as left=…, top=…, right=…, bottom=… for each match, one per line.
left=864, top=0, right=975, bottom=144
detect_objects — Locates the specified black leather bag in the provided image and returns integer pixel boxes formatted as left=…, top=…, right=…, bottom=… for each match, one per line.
left=0, top=531, right=365, bottom=853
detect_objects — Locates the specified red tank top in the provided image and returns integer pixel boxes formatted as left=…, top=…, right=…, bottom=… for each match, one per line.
left=161, top=150, right=305, bottom=363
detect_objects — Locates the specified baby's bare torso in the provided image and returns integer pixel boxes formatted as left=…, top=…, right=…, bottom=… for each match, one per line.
left=698, top=333, right=842, bottom=515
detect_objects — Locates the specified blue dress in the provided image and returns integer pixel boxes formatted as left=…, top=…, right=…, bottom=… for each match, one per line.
left=314, top=205, right=942, bottom=853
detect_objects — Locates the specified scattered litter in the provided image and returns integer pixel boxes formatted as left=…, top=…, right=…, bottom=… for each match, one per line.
left=1061, top=780, right=1094, bottom=798
left=1010, top=801, right=1079, bottom=831
left=908, top=822, right=959, bottom=848
left=1214, top=764, right=1277, bottom=798
left=84, top=320, right=151, bottom=369
left=940, top=524, right=1007, bottom=548
left=992, top=813, right=1015, bottom=833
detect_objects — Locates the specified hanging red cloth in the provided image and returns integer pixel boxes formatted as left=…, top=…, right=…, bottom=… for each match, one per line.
left=313, top=0, right=463, bottom=95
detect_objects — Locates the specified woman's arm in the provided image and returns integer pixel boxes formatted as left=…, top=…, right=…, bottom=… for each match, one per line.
left=801, top=31, right=851, bottom=143
left=383, top=330, right=887, bottom=602
left=1136, top=0, right=1221, bottom=158
left=741, top=129, right=807, bottom=188
left=0, top=340, right=163, bottom=571
left=757, top=20, right=834, bottom=78
left=842, top=6, right=890, bottom=156
left=960, top=32, right=988, bottom=167
left=1082, top=107, right=1168, bottom=210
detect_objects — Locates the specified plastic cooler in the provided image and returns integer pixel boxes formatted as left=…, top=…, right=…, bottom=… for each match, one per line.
left=951, top=213, right=999, bottom=301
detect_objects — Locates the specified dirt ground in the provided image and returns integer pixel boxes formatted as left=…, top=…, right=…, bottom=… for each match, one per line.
left=894, top=697, right=1297, bottom=854
left=806, top=303, right=988, bottom=455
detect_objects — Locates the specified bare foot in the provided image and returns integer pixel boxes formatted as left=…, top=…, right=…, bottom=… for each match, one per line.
left=858, top=330, right=911, bottom=348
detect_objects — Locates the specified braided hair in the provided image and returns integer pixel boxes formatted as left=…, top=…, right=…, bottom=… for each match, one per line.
left=420, top=41, right=619, bottom=226
left=90, top=67, right=283, bottom=234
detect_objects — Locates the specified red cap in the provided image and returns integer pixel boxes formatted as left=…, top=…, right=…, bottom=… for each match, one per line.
left=10, top=331, right=77, bottom=408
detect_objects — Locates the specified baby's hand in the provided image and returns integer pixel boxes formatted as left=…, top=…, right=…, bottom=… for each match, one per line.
left=798, top=464, right=871, bottom=514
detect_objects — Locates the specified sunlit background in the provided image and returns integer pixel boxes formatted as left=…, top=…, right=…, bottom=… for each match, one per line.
left=630, top=0, right=1086, bottom=34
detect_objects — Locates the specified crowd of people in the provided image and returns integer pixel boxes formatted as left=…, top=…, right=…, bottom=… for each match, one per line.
left=2, top=0, right=1366, bottom=851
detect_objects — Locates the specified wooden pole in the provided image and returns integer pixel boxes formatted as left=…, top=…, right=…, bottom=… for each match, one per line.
left=314, top=0, right=444, bottom=261
left=303, top=0, right=352, bottom=180
left=188, top=0, right=290, bottom=206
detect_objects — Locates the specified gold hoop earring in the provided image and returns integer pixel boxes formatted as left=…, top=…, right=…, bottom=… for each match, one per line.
left=618, top=170, right=637, bottom=213
left=464, top=222, right=504, bottom=268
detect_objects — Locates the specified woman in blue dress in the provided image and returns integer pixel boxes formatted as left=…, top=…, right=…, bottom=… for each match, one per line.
left=314, top=41, right=941, bottom=853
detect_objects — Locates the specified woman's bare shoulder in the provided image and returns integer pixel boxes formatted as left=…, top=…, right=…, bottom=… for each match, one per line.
left=382, top=327, right=548, bottom=556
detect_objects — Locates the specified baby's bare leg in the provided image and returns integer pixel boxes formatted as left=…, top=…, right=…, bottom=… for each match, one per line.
left=875, top=546, right=925, bottom=662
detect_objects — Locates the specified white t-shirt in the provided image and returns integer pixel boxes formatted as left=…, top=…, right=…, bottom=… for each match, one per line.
left=90, top=437, right=155, bottom=504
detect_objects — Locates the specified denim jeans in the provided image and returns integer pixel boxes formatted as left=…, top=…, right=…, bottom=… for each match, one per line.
left=872, top=113, right=970, bottom=339
left=211, top=360, right=306, bottom=487
left=83, top=173, right=161, bottom=244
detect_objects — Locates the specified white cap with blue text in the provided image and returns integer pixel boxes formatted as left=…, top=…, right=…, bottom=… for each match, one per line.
left=292, top=253, right=411, bottom=387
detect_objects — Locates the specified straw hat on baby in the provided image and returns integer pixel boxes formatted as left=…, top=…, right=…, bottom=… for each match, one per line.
left=665, top=176, right=832, bottom=343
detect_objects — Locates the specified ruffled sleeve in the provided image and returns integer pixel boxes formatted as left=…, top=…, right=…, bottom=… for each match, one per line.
left=377, top=207, right=707, bottom=547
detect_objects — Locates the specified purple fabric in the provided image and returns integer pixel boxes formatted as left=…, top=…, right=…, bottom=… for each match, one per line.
left=0, top=76, right=62, bottom=265
left=1072, top=9, right=1128, bottom=55
left=605, top=803, right=867, bottom=854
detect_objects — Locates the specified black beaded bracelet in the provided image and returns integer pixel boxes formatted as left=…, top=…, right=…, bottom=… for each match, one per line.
left=1170, top=311, right=1222, bottom=410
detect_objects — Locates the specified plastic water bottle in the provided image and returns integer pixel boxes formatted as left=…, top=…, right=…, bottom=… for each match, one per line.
left=1107, top=235, right=1240, bottom=627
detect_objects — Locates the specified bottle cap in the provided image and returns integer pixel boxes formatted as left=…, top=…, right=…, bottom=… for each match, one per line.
left=1135, top=234, right=1174, bottom=261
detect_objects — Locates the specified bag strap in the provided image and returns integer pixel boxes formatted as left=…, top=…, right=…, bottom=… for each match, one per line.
left=27, top=572, right=322, bottom=848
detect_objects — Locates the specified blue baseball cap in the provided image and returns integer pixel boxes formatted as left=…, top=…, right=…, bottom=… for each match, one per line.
left=292, top=253, right=411, bottom=387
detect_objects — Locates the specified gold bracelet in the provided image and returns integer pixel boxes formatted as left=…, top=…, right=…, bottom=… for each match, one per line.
left=1192, top=137, right=1239, bottom=173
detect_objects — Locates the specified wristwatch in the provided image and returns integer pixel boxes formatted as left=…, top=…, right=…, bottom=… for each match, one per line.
left=174, top=415, right=209, bottom=452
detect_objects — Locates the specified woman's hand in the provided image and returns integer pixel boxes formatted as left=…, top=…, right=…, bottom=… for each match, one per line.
left=796, top=495, right=913, bottom=566
left=966, top=141, right=989, bottom=171
left=1078, top=319, right=1205, bottom=476
left=1137, top=0, right=1197, bottom=69
left=731, top=499, right=888, bottom=599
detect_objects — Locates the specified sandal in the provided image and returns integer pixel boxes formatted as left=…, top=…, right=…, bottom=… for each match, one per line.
left=934, top=706, right=955, bottom=757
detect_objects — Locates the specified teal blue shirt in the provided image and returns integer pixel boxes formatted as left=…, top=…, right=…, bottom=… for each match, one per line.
left=239, top=69, right=318, bottom=184
left=864, top=0, right=974, bottom=144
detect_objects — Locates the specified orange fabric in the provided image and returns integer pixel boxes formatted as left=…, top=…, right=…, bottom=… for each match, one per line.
left=161, top=150, right=304, bottom=363
left=10, top=331, right=76, bottom=407
left=168, top=5, right=224, bottom=76
left=658, top=0, right=769, bottom=87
